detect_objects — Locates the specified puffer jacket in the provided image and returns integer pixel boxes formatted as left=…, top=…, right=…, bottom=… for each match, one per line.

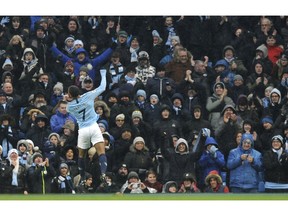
left=227, top=134, right=263, bottom=189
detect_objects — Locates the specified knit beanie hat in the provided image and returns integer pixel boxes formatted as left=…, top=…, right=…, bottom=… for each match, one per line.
left=271, top=135, right=283, bottom=145
left=213, top=82, right=225, bottom=92
left=2, top=58, right=13, bottom=70
left=59, top=163, right=69, bottom=170
left=8, top=149, right=18, bottom=158
left=138, top=51, right=149, bottom=60
left=65, top=36, right=75, bottom=44
left=233, top=74, right=243, bottom=81
left=170, top=36, right=180, bottom=44
left=150, top=94, right=159, bottom=101
left=48, top=132, right=60, bottom=141
left=136, top=89, right=147, bottom=99
left=17, top=139, right=29, bottom=150
left=128, top=171, right=139, bottom=180
left=73, top=39, right=84, bottom=48
left=133, top=136, right=145, bottom=145
left=261, top=116, right=273, bottom=125
left=53, top=82, right=64, bottom=93
left=65, top=60, right=74, bottom=68
left=79, top=65, right=89, bottom=74
left=116, top=113, right=125, bottom=121
left=132, top=110, right=143, bottom=120
left=98, top=119, right=109, bottom=130
left=32, top=152, right=43, bottom=162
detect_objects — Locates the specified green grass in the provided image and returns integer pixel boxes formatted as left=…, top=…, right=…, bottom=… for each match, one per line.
left=0, top=193, right=288, bottom=200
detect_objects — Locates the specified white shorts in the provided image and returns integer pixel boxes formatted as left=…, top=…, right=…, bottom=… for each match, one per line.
left=77, top=122, right=104, bottom=150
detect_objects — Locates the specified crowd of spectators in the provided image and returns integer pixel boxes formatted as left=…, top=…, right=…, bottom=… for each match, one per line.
left=1, top=15, right=288, bottom=194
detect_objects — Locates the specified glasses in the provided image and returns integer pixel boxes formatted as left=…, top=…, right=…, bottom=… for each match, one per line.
left=243, top=140, right=252, bottom=144
left=271, top=95, right=279, bottom=98
left=116, top=119, right=124, bottom=122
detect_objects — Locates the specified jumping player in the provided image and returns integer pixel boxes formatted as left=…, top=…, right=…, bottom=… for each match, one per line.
left=64, top=69, right=107, bottom=183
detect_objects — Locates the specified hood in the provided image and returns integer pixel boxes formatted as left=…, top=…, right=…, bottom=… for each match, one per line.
left=162, top=181, right=178, bottom=193
left=21, top=48, right=38, bottom=61
left=214, top=59, right=229, bottom=69
left=175, top=138, right=189, bottom=154
left=221, top=104, right=236, bottom=116
left=75, top=47, right=88, bottom=56
left=240, top=133, right=254, bottom=149
left=256, top=44, right=268, bottom=58
left=204, top=137, right=218, bottom=147
left=269, top=88, right=281, bottom=104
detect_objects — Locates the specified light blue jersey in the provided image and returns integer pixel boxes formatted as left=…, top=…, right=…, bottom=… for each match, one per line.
left=67, top=70, right=106, bottom=129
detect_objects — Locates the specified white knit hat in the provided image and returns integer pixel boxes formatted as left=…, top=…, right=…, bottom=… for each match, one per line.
left=133, top=136, right=145, bottom=145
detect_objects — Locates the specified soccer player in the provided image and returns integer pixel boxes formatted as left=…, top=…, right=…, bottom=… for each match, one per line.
left=64, top=69, right=107, bottom=183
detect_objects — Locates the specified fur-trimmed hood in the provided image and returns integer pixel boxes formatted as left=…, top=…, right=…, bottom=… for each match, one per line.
left=94, top=100, right=110, bottom=119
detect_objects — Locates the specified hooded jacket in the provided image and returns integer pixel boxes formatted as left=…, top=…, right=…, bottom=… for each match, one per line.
left=227, top=133, right=263, bottom=189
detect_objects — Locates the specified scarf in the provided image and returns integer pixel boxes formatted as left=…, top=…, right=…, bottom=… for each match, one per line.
left=64, top=46, right=74, bottom=54
left=130, top=47, right=139, bottom=62
left=272, top=147, right=283, bottom=161
left=173, top=105, right=182, bottom=115
left=224, top=57, right=235, bottom=63
left=8, top=157, right=20, bottom=186
left=125, top=75, right=136, bottom=86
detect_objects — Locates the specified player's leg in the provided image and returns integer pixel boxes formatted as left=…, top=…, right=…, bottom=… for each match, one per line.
left=77, top=128, right=90, bottom=181
left=91, top=122, right=107, bottom=181
left=94, top=141, right=107, bottom=176
left=78, top=148, right=87, bottom=180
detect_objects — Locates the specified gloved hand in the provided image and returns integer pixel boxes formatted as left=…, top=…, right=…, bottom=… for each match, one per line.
left=201, top=128, right=211, bottom=137
left=209, top=145, right=218, bottom=158
left=0, top=16, right=10, bottom=26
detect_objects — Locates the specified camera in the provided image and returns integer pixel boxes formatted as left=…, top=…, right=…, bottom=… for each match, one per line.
left=132, top=183, right=139, bottom=189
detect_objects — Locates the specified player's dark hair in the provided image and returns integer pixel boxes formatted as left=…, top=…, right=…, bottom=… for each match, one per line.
left=68, top=85, right=80, bottom=98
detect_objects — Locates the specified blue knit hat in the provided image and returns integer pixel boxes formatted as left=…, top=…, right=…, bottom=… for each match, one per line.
left=136, top=89, right=147, bottom=99
left=261, top=116, right=273, bottom=125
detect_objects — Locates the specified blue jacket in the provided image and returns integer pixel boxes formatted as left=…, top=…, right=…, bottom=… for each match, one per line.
left=50, top=46, right=113, bottom=80
left=50, top=110, right=77, bottom=133
left=197, top=137, right=226, bottom=186
left=227, top=144, right=262, bottom=189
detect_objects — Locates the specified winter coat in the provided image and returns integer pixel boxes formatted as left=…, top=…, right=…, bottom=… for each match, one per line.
left=263, top=149, right=288, bottom=184
left=50, top=46, right=113, bottom=80
left=227, top=144, right=262, bottom=190
left=26, top=163, right=56, bottom=194
left=123, top=144, right=154, bottom=181
left=197, top=139, right=226, bottom=187
left=0, top=159, right=27, bottom=193
left=26, top=125, right=52, bottom=153
left=152, top=117, right=183, bottom=153
left=161, top=137, right=201, bottom=185
left=50, top=110, right=77, bottom=134
left=50, top=174, right=75, bottom=194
